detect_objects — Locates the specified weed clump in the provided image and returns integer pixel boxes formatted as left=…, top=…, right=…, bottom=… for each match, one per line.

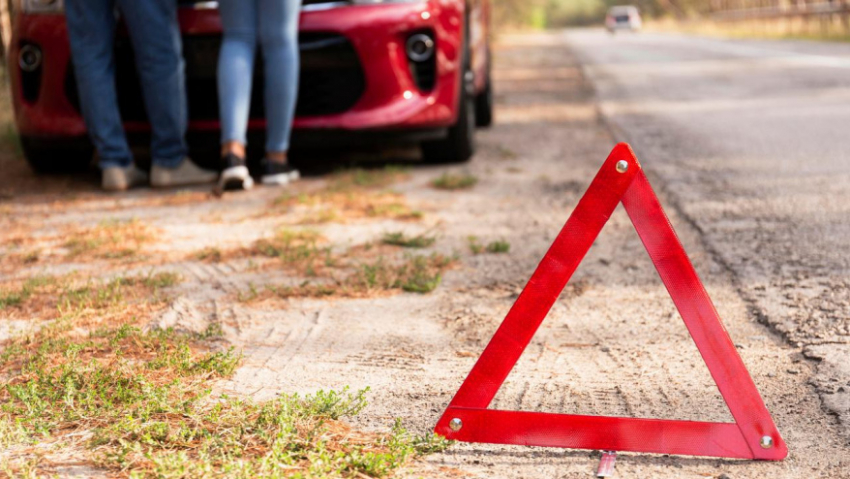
left=431, top=172, right=478, bottom=190
left=486, top=240, right=511, bottom=254
left=63, top=218, right=156, bottom=260
left=248, top=252, right=456, bottom=301
left=382, top=231, right=436, bottom=249
left=251, top=228, right=332, bottom=276
left=272, top=165, right=422, bottom=222
left=468, top=236, right=510, bottom=255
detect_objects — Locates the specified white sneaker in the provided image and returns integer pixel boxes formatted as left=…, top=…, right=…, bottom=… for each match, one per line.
left=150, top=157, right=218, bottom=188
left=218, top=153, right=254, bottom=191
left=102, top=165, right=148, bottom=192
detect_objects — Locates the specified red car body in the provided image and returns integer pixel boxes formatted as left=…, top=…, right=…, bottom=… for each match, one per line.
left=8, top=0, right=492, bottom=171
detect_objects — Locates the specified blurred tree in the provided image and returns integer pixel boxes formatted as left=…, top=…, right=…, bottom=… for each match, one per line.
left=491, top=0, right=714, bottom=28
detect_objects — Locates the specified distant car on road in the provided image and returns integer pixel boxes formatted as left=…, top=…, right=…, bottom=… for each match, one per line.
left=9, top=0, right=493, bottom=173
left=605, top=6, right=642, bottom=33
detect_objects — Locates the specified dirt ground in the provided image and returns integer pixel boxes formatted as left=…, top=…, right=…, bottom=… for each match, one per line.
left=1, top=32, right=849, bottom=478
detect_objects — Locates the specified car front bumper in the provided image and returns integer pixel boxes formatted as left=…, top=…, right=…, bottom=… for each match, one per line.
left=10, top=0, right=465, bottom=140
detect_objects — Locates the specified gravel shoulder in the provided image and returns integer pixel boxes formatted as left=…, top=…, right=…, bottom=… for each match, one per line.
left=1, top=31, right=848, bottom=478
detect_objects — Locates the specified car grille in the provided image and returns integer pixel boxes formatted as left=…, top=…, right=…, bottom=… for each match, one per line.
left=65, top=32, right=366, bottom=122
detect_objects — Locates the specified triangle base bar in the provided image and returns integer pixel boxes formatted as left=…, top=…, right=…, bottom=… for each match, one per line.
left=434, top=144, right=787, bottom=461
left=437, top=407, right=752, bottom=459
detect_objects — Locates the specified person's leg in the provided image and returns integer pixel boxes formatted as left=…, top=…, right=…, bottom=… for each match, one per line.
left=116, top=0, right=187, bottom=168
left=218, top=0, right=258, bottom=160
left=65, top=0, right=133, bottom=169
left=115, top=0, right=216, bottom=187
left=258, top=0, right=300, bottom=159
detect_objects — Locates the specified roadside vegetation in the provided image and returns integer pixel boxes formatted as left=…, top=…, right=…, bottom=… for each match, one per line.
left=496, top=0, right=850, bottom=43
left=241, top=247, right=455, bottom=301
left=273, top=166, right=423, bottom=223
left=467, top=236, right=511, bottom=255
left=1, top=218, right=158, bottom=272
left=189, top=224, right=457, bottom=302
left=63, top=218, right=156, bottom=260
left=381, top=231, right=436, bottom=249
left=431, top=172, right=478, bottom=191
left=646, top=17, right=850, bottom=43
left=0, top=270, right=450, bottom=477
left=0, top=272, right=179, bottom=327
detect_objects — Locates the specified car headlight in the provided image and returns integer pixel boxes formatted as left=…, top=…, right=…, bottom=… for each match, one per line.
left=22, top=0, right=64, bottom=13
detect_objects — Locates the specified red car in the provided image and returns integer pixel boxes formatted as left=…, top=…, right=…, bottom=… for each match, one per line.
left=9, top=0, right=493, bottom=173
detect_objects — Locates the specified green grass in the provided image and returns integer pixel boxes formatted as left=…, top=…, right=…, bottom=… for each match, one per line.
left=57, top=272, right=181, bottom=316
left=326, top=165, right=409, bottom=192
left=1, top=324, right=240, bottom=435
left=194, top=246, right=223, bottom=263
left=467, top=237, right=511, bottom=255
left=88, top=389, right=450, bottom=478
left=382, top=231, right=436, bottom=249
left=0, top=276, right=55, bottom=309
left=259, top=253, right=456, bottom=300
left=351, top=253, right=453, bottom=294
left=397, top=254, right=450, bottom=293
left=132, top=271, right=182, bottom=289
left=486, top=240, right=511, bottom=254
left=467, top=236, right=485, bottom=255
left=253, top=228, right=331, bottom=273
left=63, top=218, right=154, bottom=260
left=431, top=172, right=478, bottom=190
left=0, top=318, right=449, bottom=477
left=271, top=165, right=422, bottom=223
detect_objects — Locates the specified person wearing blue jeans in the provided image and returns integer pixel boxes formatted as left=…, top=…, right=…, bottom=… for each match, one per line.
left=217, top=0, right=301, bottom=191
left=65, top=0, right=218, bottom=191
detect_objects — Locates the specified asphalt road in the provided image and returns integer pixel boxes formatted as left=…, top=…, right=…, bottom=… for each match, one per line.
left=567, top=28, right=850, bottom=437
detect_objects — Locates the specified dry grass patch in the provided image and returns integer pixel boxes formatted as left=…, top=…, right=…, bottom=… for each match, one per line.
left=431, top=172, right=478, bottom=191
left=0, top=222, right=31, bottom=249
left=63, top=218, right=157, bottom=261
left=193, top=246, right=226, bottom=263
left=140, top=190, right=212, bottom=207
left=189, top=229, right=328, bottom=271
left=0, top=271, right=180, bottom=327
left=0, top=320, right=240, bottom=477
left=274, top=167, right=424, bottom=223
left=246, top=251, right=456, bottom=303
left=0, top=320, right=449, bottom=478
left=382, top=231, right=436, bottom=249
left=0, top=221, right=40, bottom=271
left=189, top=226, right=456, bottom=301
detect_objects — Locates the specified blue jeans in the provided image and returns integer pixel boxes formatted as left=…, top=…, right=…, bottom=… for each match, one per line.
left=65, top=0, right=187, bottom=169
left=218, top=0, right=301, bottom=153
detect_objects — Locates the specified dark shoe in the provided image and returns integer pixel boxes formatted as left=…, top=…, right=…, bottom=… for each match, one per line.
left=219, top=152, right=254, bottom=191
left=261, top=158, right=300, bottom=186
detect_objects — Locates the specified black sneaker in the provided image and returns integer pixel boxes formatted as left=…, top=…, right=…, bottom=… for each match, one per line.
left=219, top=152, right=254, bottom=191
left=261, top=158, right=300, bottom=186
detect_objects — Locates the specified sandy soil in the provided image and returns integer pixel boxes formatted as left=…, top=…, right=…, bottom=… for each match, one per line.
left=1, top=32, right=848, bottom=478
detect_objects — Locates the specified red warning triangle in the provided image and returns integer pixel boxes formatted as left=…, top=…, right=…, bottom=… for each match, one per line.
left=435, top=143, right=787, bottom=460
